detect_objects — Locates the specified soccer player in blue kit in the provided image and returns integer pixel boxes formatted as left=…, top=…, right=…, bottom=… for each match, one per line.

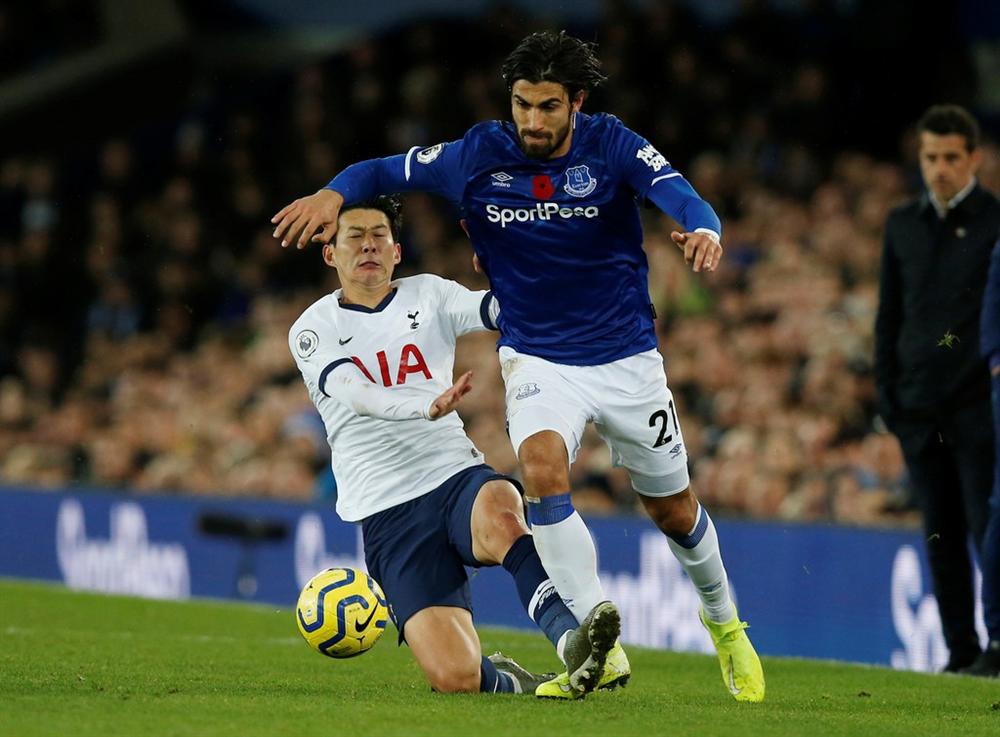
left=273, top=31, right=764, bottom=702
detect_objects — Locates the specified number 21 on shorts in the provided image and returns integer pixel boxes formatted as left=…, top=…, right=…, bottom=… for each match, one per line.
left=648, top=400, right=680, bottom=448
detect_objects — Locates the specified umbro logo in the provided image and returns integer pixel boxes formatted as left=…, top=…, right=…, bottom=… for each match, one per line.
left=338, top=336, right=353, bottom=345
left=669, top=442, right=683, bottom=458
left=491, top=171, right=513, bottom=188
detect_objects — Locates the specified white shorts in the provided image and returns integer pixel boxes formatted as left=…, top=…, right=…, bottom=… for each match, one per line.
left=499, top=346, right=690, bottom=496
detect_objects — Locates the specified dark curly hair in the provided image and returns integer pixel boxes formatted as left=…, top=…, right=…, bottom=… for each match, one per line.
left=500, top=30, right=607, bottom=101
left=339, top=195, right=403, bottom=241
left=918, top=104, right=980, bottom=151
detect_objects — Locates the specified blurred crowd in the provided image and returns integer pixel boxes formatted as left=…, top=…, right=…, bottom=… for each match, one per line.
left=1, top=2, right=994, bottom=526
left=0, top=1, right=102, bottom=81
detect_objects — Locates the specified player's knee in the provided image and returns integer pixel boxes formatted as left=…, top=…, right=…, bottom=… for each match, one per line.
left=518, top=432, right=570, bottom=493
left=519, top=449, right=569, bottom=493
left=492, top=508, right=528, bottom=545
left=426, top=663, right=481, bottom=694
left=644, top=489, right=697, bottom=536
left=474, top=483, right=529, bottom=555
left=480, top=480, right=523, bottom=514
left=473, top=508, right=527, bottom=564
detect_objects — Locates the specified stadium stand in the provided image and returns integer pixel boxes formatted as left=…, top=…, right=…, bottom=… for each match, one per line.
left=1, top=0, right=996, bottom=527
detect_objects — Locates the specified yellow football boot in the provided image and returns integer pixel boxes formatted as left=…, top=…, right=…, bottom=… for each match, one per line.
left=699, top=609, right=765, bottom=702
left=535, top=671, right=586, bottom=700
left=597, top=640, right=631, bottom=690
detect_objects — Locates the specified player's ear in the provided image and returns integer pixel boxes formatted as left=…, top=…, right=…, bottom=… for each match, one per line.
left=392, top=243, right=402, bottom=265
left=970, top=146, right=983, bottom=173
left=322, top=244, right=337, bottom=267
left=571, top=90, right=585, bottom=113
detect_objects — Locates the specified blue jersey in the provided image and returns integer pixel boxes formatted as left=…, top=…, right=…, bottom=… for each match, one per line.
left=328, top=112, right=721, bottom=365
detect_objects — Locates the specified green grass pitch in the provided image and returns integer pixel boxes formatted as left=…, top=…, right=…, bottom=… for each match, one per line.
left=2, top=579, right=998, bottom=737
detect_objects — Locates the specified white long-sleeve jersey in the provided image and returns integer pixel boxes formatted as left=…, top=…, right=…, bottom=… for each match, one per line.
left=289, top=274, right=498, bottom=521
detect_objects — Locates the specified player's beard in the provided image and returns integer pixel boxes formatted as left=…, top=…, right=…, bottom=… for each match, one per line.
left=518, top=117, right=571, bottom=160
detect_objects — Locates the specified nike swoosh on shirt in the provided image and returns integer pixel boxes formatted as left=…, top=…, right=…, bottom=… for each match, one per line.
left=338, top=337, right=353, bottom=345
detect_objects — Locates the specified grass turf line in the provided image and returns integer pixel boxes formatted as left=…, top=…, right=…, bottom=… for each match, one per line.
left=1, top=579, right=998, bottom=737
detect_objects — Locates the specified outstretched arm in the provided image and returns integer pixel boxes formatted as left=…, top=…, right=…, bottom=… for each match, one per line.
left=271, top=156, right=405, bottom=249
left=272, top=139, right=470, bottom=249
left=644, top=169, right=724, bottom=274
left=608, top=117, right=724, bottom=272
left=272, top=187, right=344, bottom=250
left=667, top=224, right=723, bottom=273
left=325, top=365, right=474, bottom=421
left=290, top=318, right=475, bottom=421
left=427, top=371, right=474, bottom=419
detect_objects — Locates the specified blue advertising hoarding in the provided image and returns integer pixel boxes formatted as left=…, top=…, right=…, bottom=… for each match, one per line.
left=0, top=486, right=983, bottom=672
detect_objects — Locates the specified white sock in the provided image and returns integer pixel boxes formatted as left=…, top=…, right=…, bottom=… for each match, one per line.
left=556, top=630, right=569, bottom=665
left=667, top=505, right=736, bottom=624
left=531, top=510, right=606, bottom=623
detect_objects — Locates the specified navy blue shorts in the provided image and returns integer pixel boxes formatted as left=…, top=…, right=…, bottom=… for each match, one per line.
left=360, top=464, right=512, bottom=644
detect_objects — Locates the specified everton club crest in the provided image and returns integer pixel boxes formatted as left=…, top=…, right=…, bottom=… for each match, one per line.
left=563, top=165, right=597, bottom=198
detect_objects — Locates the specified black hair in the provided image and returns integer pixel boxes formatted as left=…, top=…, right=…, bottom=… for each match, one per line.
left=500, top=30, right=607, bottom=101
left=917, top=104, right=980, bottom=151
left=338, top=195, right=403, bottom=241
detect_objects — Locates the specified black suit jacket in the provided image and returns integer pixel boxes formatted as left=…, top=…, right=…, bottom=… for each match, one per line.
left=874, top=183, right=1000, bottom=428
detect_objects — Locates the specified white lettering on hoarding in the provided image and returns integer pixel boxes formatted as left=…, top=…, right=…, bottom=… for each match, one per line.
left=889, top=544, right=985, bottom=672
left=601, top=532, right=715, bottom=653
left=56, top=499, right=190, bottom=599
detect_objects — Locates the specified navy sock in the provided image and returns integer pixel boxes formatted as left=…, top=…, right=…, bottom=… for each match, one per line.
left=502, top=534, right=578, bottom=650
left=480, top=656, right=516, bottom=693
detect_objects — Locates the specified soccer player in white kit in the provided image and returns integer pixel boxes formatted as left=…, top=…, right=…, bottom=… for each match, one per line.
left=288, top=195, right=620, bottom=697
left=274, top=31, right=765, bottom=702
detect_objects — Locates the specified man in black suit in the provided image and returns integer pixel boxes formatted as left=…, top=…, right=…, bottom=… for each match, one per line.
left=963, top=238, right=1000, bottom=677
left=875, top=104, right=999, bottom=672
